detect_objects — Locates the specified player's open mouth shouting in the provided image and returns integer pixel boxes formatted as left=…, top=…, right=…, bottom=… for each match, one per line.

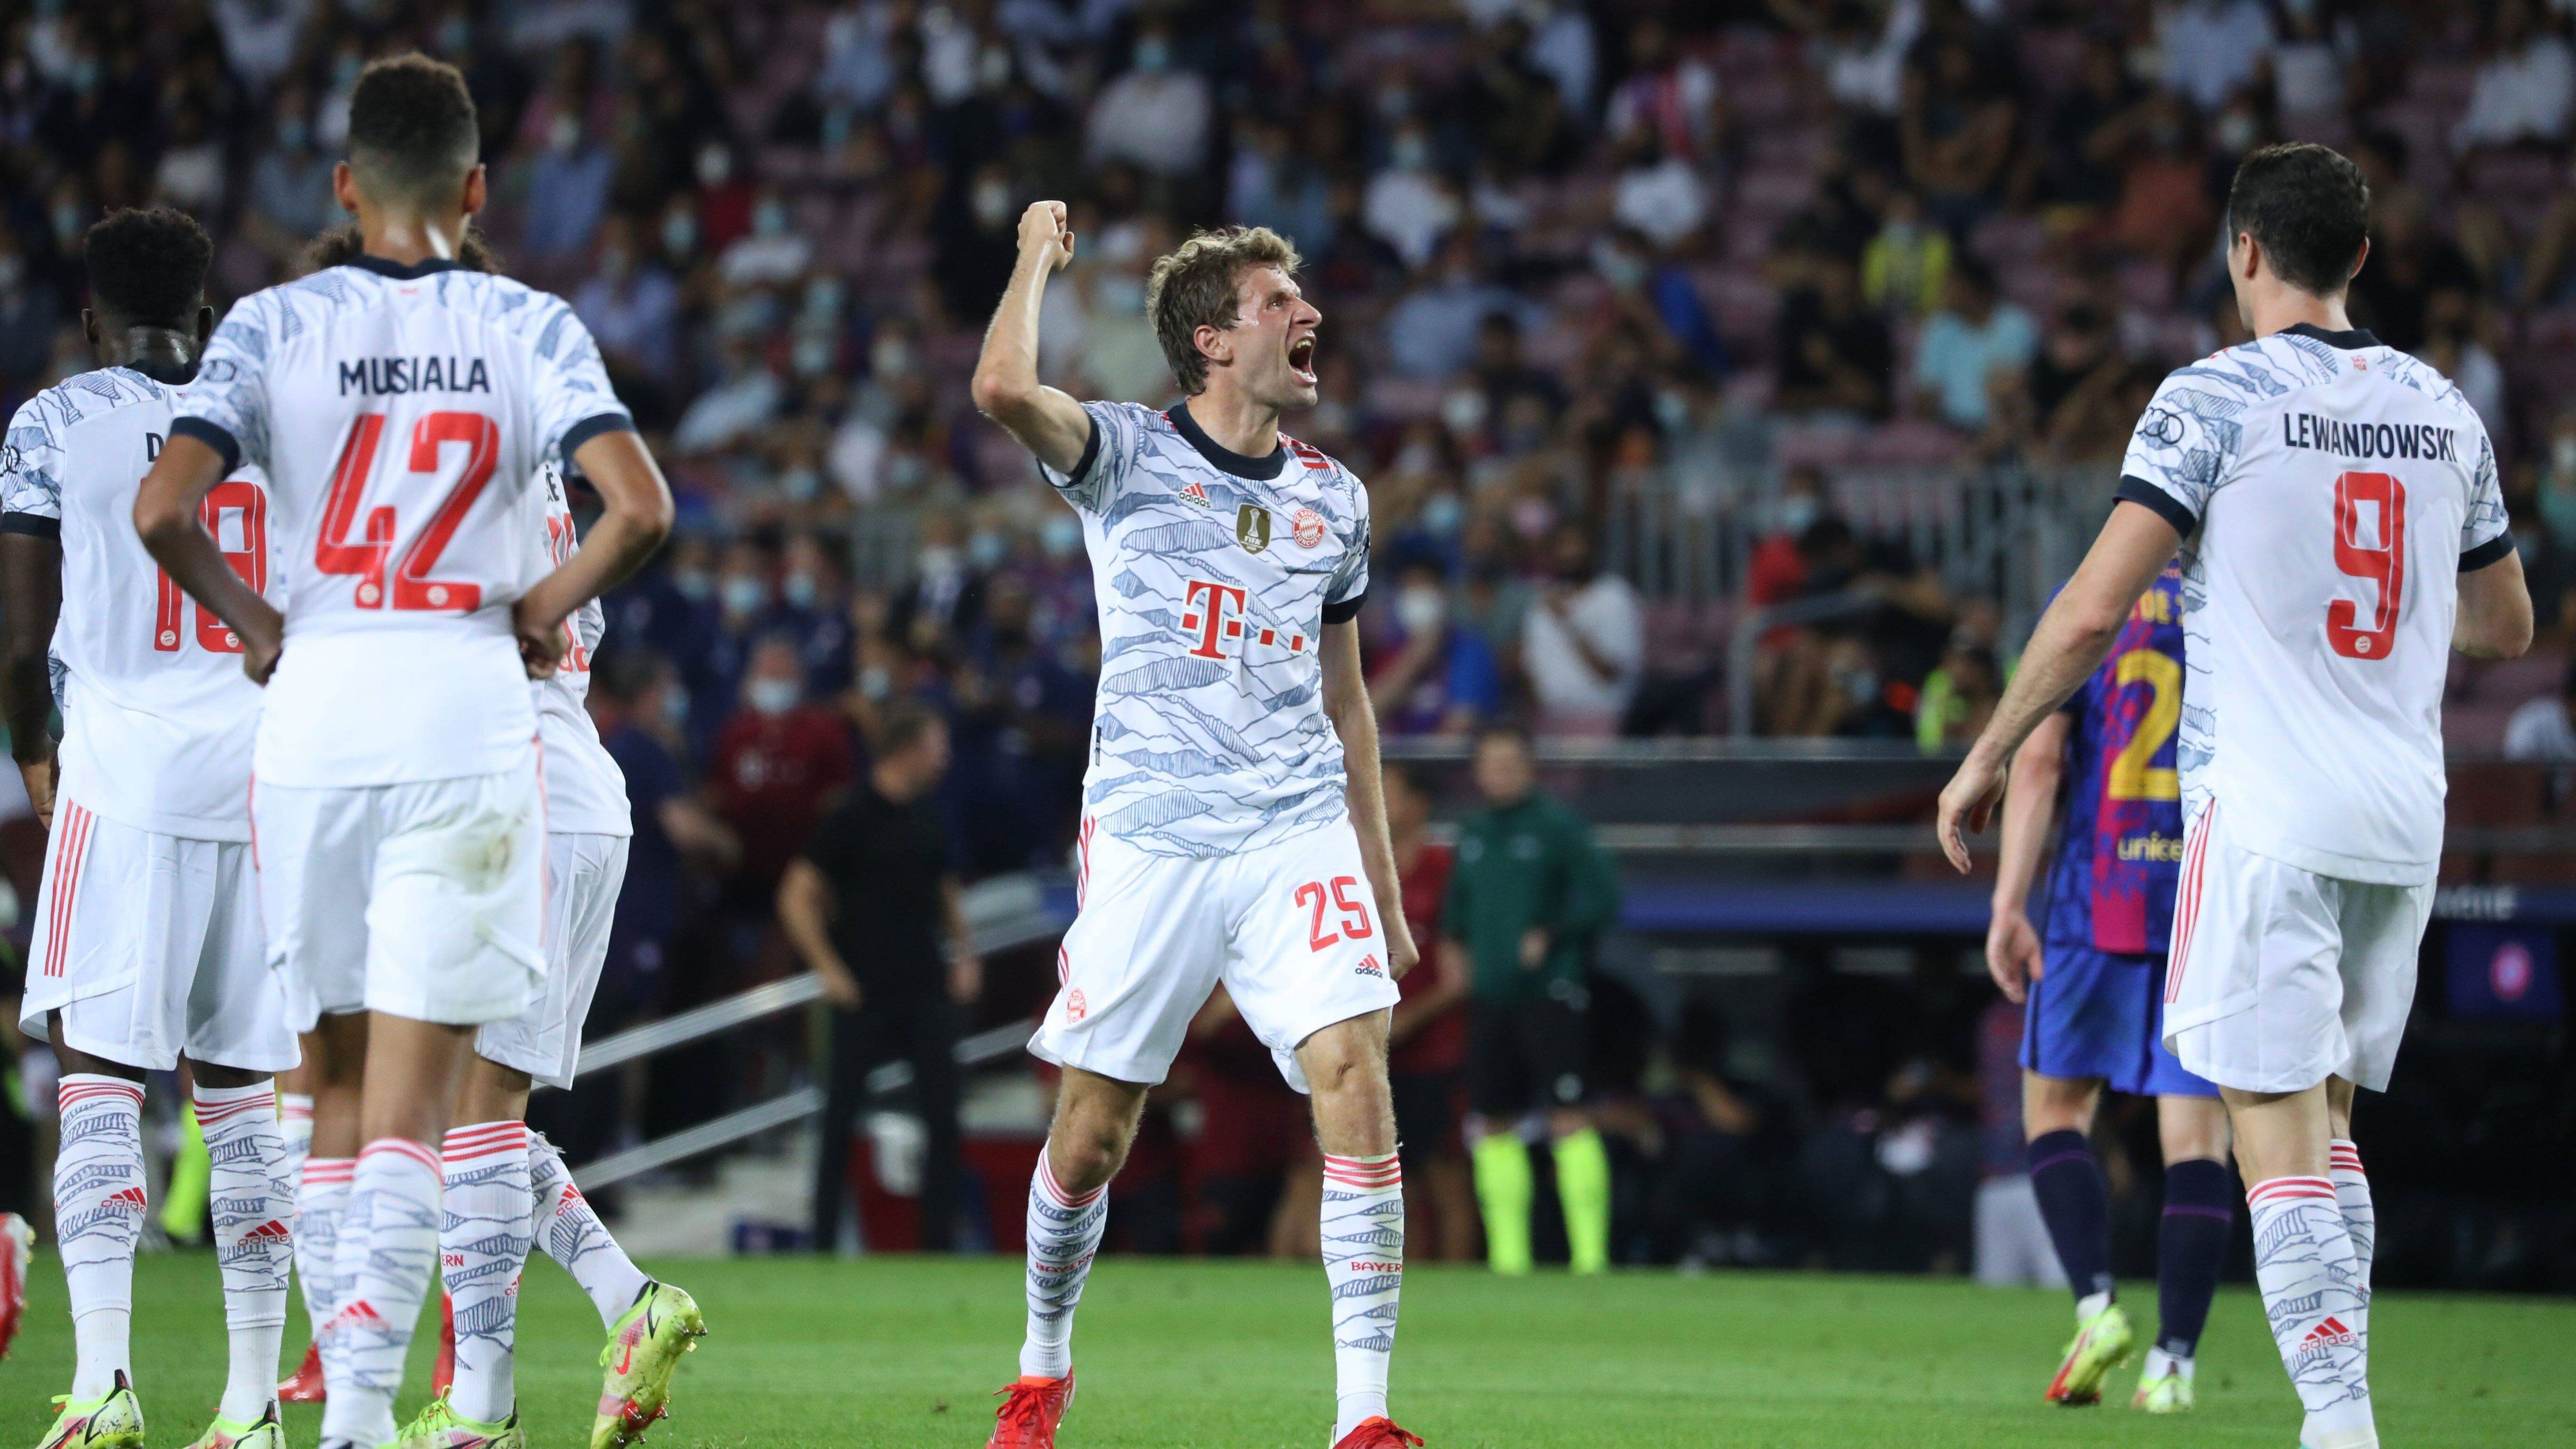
left=1288, top=332, right=1317, bottom=387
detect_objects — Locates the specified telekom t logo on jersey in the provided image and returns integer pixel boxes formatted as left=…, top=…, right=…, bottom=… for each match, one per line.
left=1180, top=579, right=1306, bottom=660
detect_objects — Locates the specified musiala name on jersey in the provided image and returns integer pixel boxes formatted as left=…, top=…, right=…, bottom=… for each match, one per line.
left=337, top=355, right=490, bottom=397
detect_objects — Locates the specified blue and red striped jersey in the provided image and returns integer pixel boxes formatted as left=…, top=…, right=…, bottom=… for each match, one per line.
left=2042, top=565, right=2188, bottom=956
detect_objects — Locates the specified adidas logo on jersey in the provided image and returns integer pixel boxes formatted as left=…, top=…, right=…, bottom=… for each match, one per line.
left=241, top=1219, right=292, bottom=1243
left=1180, top=478, right=1210, bottom=507
left=1355, top=955, right=1384, bottom=978
left=2299, top=1316, right=2358, bottom=1350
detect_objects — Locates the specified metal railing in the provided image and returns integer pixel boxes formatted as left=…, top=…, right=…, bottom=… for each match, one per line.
left=565, top=873, right=1070, bottom=1190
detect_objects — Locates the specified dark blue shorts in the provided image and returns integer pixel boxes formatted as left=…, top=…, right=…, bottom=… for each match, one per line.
left=2020, top=943, right=2218, bottom=1098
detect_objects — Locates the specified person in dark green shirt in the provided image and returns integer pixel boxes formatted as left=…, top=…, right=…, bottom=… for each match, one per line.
left=1438, top=725, right=1621, bottom=1273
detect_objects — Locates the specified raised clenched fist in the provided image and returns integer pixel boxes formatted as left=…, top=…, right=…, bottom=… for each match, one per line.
left=1018, top=200, right=1075, bottom=273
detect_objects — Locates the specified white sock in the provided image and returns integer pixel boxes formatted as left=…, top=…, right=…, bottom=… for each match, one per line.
left=1321, top=1152, right=1404, bottom=1442
left=277, top=1094, right=314, bottom=1174
left=2330, top=1139, right=2374, bottom=1341
left=2140, top=1343, right=2193, bottom=1381
left=319, top=1138, right=441, bottom=1447
left=528, top=1133, right=650, bottom=1327
left=443, top=1121, right=533, bottom=1424
left=195, top=1082, right=291, bottom=1423
left=1019, top=1151, right=1106, bottom=1379
left=55, top=1076, right=146, bottom=1401
left=2075, top=1289, right=2113, bottom=1322
left=2248, top=1177, right=2376, bottom=1449
left=295, top=1156, right=353, bottom=1347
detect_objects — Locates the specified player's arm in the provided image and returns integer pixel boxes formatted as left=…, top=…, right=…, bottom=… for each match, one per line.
left=0, top=532, right=60, bottom=826
left=777, top=858, right=860, bottom=1010
left=969, top=201, right=1091, bottom=475
left=515, top=431, right=675, bottom=678
left=2455, top=547, right=2533, bottom=660
left=1322, top=618, right=1420, bottom=979
left=1936, top=500, right=2179, bottom=871
left=1985, top=711, right=2070, bottom=1004
left=136, top=434, right=286, bottom=683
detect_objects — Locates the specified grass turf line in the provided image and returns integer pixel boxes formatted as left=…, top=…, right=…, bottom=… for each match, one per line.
left=4, top=1252, right=2569, bottom=1447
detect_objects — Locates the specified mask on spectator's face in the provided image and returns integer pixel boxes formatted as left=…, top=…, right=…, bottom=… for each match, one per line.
left=793, top=334, right=835, bottom=378
left=1439, top=386, right=1487, bottom=437
left=1042, top=516, right=1083, bottom=558
left=974, top=178, right=1012, bottom=228
left=2554, top=434, right=2576, bottom=480
left=872, top=334, right=914, bottom=379
left=1391, top=132, right=1432, bottom=174
left=1092, top=274, right=1145, bottom=317
left=1421, top=492, right=1464, bottom=538
left=437, top=15, right=470, bottom=54
left=918, top=544, right=963, bottom=582
left=747, top=678, right=801, bottom=715
left=969, top=530, right=1008, bottom=570
left=2214, top=109, right=2257, bottom=155
left=859, top=666, right=892, bottom=701
left=549, top=114, right=580, bottom=154
left=781, top=466, right=821, bottom=503
left=672, top=567, right=711, bottom=601
left=721, top=575, right=767, bottom=617
left=1133, top=37, right=1171, bottom=74
left=697, top=144, right=732, bottom=188
left=279, top=117, right=310, bottom=151
left=1397, top=585, right=1446, bottom=638
left=754, top=198, right=789, bottom=238
left=1777, top=493, right=1820, bottom=535
left=781, top=570, right=820, bottom=609
left=662, top=210, right=698, bottom=260
left=660, top=680, right=691, bottom=730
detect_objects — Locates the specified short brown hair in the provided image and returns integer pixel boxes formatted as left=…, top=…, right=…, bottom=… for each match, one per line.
left=2226, top=143, right=2370, bottom=297
left=1145, top=226, right=1302, bottom=395
left=347, top=53, right=480, bottom=206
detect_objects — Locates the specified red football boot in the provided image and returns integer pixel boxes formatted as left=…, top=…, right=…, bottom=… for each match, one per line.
left=1331, top=1417, right=1425, bottom=1449
left=987, top=1373, right=1075, bottom=1448
left=277, top=1339, right=327, bottom=1402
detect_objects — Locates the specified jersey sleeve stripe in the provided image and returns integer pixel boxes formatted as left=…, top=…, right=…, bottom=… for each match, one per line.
left=168, top=416, right=243, bottom=473
left=2114, top=474, right=2197, bottom=535
left=2460, top=533, right=2516, bottom=572
left=558, top=410, right=636, bottom=464
left=0, top=513, right=59, bottom=539
left=1057, top=411, right=1103, bottom=492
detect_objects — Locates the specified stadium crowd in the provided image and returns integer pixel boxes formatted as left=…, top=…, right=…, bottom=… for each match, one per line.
left=0, top=0, right=2571, bottom=1277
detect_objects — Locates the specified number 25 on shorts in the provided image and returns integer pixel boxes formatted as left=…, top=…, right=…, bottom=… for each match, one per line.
left=1297, top=876, right=1375, bottom=951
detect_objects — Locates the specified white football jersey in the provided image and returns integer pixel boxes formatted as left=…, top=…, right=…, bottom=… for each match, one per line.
left=1042, top=401, right=1370, bottom=858
left=1, top=365, right=282, bottom=840
left=173, top=255, right=632, bottom=788
left=530, top=460, right=628, bottom=838
left=2120, top=323, right=2512, bottom=885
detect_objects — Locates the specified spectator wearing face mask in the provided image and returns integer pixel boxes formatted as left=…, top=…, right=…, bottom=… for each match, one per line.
left=1087, top=23, right=1212, bottom=178
left=777, top=532, right=857, bottom=698
left=1369, top=559, right=1501, bottom=738
left=1522, top=524, right=1643, bottom=739
left=710, top=636, right=856, bottom=896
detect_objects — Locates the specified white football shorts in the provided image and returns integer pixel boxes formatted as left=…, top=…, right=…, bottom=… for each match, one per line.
left=17, top=799, right=293, bottom=1073
left=474, top=831, right=629, bottom=1089
left=1029, top=814, right=1402, bottom=1093
left=2162, top=799, right=2433, bottom=1095
left=255, top=759, right=547, bottom=1029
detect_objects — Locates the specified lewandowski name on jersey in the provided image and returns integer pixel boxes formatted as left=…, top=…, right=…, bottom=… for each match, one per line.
left=1043, top=400, right=1370, bottom=859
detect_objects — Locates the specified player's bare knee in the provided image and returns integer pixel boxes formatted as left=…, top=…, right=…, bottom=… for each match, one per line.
left=187, top=1060, right=268, bottom=1091
left=2021, top=1072, right=2099, bottom=1137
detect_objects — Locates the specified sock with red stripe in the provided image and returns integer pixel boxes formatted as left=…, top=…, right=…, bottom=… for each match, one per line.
left=529, top=1132, right=650, bottom=1328
left=1019, top=1150, right=1106, bottom=1379
left=443, top=1121, right=534, bottom=1423
left=319, top=1138, right=442, bottom=1447
left=296, top=1156, right=353, bottom=1351
left=54, top=1075, right=146, bottom=1401
left=195, top=1082, right=291, bottom=1423
left=2025, top=1129, right=2115, bottom=1310
left=2247, top=1175, right=2375, bottom=1449
left=1322, top=1151, right=1404, bottom=1442
left=2154, top=1155, right=2233, bottom=1361
left=2330, top=1139, right=2374, bottom=1339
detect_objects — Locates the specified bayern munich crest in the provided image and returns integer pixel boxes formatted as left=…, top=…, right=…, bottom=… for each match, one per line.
left=1291, top=507, right=1325, bottom=549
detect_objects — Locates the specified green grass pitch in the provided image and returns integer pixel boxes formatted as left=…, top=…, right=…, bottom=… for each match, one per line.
left=5, top=1251, right=2570, bottom=1447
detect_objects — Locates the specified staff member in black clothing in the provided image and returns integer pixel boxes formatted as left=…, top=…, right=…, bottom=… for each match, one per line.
left=779, top=703, right=982, bottom=1251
